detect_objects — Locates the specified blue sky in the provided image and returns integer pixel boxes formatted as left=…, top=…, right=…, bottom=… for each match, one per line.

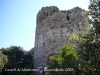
left=0, top=0, right=90, bottom=51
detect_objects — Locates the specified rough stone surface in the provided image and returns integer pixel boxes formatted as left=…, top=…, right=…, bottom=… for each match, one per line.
left=34, top=6, right=91, bottom=75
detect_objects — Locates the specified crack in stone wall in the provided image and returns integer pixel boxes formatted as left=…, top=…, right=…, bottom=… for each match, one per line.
left=34, top=6, right=91, bottom=75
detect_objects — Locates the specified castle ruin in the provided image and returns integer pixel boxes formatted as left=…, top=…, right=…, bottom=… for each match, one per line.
left=34, top=6, right=90, bottom=75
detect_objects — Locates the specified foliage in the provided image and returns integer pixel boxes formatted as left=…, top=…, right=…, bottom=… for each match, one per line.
left=0, top=51, right=8, bottom=72
left=0, top=46, right=34, bottom=75
left=68, top=0, right=100, bottom=74
left=69, top=27, right=100, bottom=75
left=88, top=0, right=100, bottom=34
left=22, top=48, right=34, bottom=75
left=83, top=10, right=92, bottom=24
left=48, top=44, right=78, bottom=75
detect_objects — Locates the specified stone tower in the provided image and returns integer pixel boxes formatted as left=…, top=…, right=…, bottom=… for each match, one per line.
left=34, top=6, right=90, bottom=75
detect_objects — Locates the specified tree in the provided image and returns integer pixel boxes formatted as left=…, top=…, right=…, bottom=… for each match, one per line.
left=88, top=0, right=100, bottom=34
left=81, top=0, right=100, bottom=74
left=0, top=46, right=34, bottom=75
left=0, top=50, right=8, bottom=73
left=0, top=46, right=24, bottom=75
left=68, top=0, right=100, bottom=74
left=22, top=48, right=34, bottom=75
left=48, top=44, right=78, bottom=75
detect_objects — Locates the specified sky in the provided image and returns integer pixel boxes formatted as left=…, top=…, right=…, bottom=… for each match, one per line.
left=0, top=0, right=90, bottom=51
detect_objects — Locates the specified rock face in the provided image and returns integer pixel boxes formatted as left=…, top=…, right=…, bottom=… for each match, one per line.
left=34, top=6, right=90, bottom=75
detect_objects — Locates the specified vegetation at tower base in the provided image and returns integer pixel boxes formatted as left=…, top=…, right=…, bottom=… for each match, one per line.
left=48, top=44, right=78, bottom=75
left=0, top=46, right=34, bottom=75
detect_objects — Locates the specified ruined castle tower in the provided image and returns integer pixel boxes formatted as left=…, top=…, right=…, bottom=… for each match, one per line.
left=34, top=6, right=90, bottom=75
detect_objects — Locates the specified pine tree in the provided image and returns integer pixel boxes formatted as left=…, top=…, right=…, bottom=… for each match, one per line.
left=89, top=0, right=100, bottom=34
left=74, top=0, right=100, bottom=74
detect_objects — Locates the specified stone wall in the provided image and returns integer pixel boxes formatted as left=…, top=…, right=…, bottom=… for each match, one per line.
left=34, top=6, right=90, bottom=75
